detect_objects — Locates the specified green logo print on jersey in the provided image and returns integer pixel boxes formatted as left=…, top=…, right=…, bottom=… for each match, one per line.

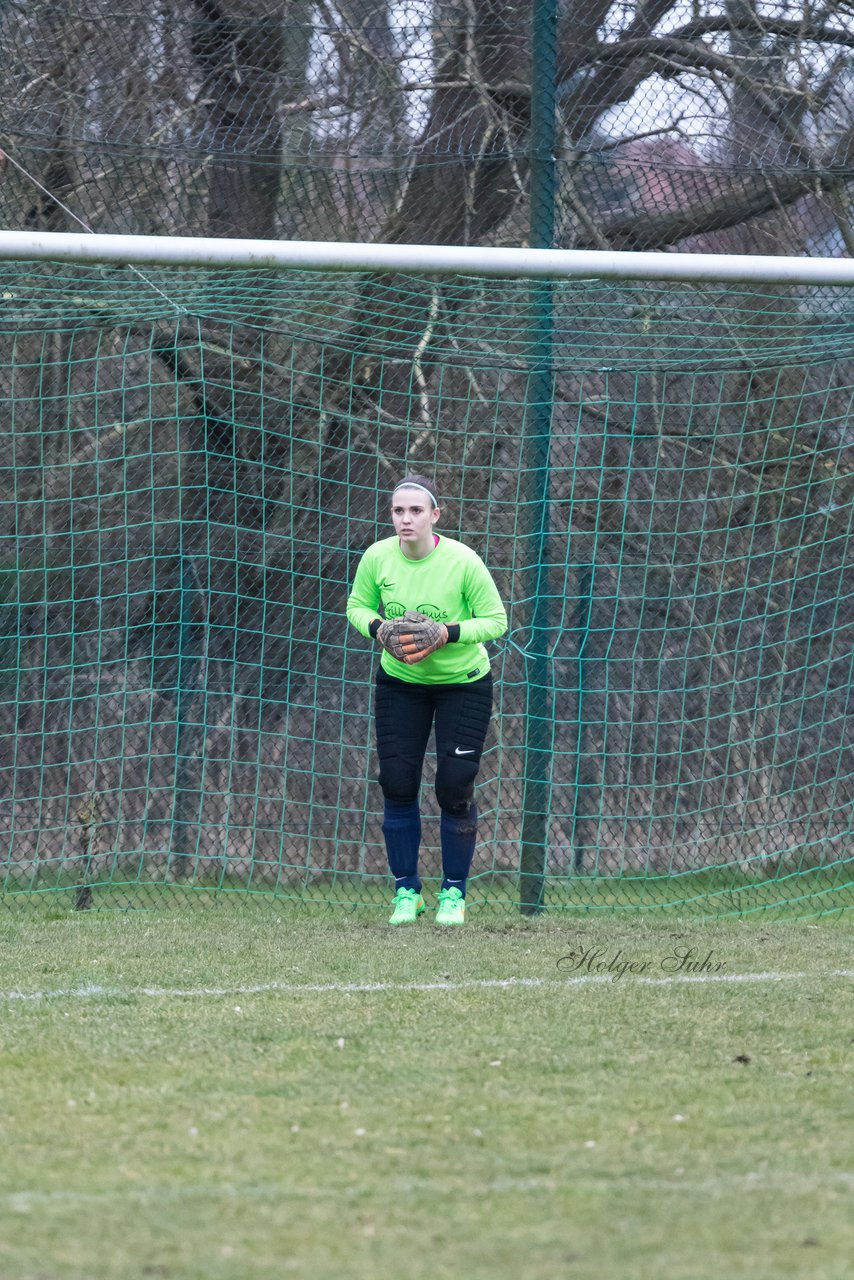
left=383, top=601, right=448, bottom=621
left=415, top=603, right=448, bottom=621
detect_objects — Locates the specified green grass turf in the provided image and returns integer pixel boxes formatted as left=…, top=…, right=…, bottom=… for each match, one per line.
left=0, top=908, right=852, bottom=1280
left=3, top=859, right=852, bottom=920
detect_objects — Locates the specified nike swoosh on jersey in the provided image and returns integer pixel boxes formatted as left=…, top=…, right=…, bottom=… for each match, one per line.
left=454, top=747, right=475, bottom=755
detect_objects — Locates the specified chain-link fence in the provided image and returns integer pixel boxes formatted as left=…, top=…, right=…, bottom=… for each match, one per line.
left=0, top=2, right=853, bottom=915
left=1, top=256, right=852, bottom=915
left=2, top=2, right=854, bottom=251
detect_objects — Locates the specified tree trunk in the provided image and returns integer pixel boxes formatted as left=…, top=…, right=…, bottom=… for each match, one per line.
left=193, top=0, right=286, bottom=238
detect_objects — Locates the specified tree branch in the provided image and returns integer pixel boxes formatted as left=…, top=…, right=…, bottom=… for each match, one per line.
left=663, top=16, right=854, bottom=51
left=578, top=130, right=854, bottom=249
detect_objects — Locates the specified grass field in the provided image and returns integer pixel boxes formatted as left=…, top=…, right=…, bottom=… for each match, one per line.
left=1, top=904, right=852, bottom=1280
left=4, top=859, right=851, bottom=918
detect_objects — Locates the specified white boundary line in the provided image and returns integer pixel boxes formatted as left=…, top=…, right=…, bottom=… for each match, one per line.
left=2, top=969, right=852, bottom=1002
left=5, top=1170, right=853, bottom=1209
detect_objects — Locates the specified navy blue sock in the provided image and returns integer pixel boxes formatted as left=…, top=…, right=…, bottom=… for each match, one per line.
left=382, top=799, right=421, bottom=893
left=441, top=878, right=466, bottom=897
left=440, top=803, right=477, bottom=896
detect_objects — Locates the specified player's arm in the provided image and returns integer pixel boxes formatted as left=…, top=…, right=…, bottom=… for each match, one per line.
left=450, top=554, right=507, bottom=644
left=345, top=549, right=383, bottom=638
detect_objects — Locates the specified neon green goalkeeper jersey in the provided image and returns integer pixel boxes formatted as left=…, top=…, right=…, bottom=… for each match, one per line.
left=346, top=535, right=507, bottom=684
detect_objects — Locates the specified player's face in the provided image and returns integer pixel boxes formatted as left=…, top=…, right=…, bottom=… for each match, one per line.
left=391, top=490, right=439, bottom=547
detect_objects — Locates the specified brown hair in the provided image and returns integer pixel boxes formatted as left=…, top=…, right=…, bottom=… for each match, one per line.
left=392, top=473, right=439, bottom=509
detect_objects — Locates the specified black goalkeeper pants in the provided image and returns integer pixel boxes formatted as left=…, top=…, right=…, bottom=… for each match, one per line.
left=374, top=668, right=493, bottom=816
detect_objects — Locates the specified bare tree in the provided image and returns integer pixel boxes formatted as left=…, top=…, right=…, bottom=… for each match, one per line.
left=1, top=2, right=853, bottom=886
left=2, top=2, right=853, bottom=249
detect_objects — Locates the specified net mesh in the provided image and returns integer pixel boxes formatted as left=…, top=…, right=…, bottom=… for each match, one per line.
left=1, top=259, right=852, bottom=916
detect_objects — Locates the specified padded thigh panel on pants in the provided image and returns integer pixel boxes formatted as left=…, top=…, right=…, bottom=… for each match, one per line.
left=378, top=756, right=423, bottom=803
left=432, top=675, right=493, bottom=761
left=374, top=671, right=433, bottom=802
left=433, top=675, right=493, bottom=815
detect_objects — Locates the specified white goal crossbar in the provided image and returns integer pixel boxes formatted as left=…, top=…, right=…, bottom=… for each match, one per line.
left=1, top=228, right=854, bottom=287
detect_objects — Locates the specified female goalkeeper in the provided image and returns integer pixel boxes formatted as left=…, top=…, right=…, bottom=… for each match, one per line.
left=346, top=474, right=507, bottom=925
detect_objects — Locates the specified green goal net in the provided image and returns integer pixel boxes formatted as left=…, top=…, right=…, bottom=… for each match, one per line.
left=1, top=252, right=852, bottom=917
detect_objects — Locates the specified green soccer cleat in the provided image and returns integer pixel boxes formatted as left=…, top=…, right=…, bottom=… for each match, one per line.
left=435, top=886, right=466, bottom=925
left=389, top=887, right=426, bottom=924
